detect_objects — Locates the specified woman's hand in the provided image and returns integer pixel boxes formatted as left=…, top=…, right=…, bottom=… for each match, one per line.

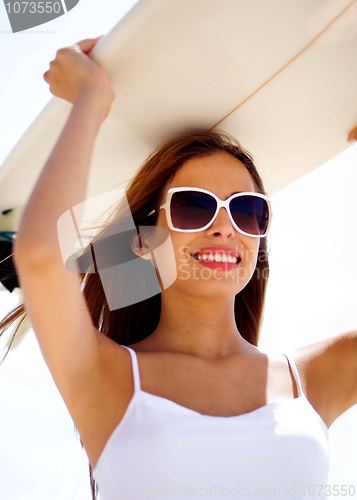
left=347, top=126, right=357, bottom=142
left=43, top=36, right=115, bottom=112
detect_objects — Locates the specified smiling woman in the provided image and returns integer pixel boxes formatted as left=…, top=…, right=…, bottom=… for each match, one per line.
left=1, top=36, right=357, bottom=500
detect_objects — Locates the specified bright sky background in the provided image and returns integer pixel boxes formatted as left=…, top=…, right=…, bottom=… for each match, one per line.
left=0, top=1, right=356, bottom=499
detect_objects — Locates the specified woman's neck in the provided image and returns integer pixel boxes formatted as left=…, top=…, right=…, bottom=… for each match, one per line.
left=144, top=291, right=256, bottom=361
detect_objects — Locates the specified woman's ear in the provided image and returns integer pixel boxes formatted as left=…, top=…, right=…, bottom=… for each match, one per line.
left=130, top=232, right=152, bottom=261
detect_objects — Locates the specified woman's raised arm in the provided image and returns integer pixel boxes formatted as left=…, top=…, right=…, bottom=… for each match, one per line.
left=12, top=38, right=122, bottom=407
left=14, top=36, right=114, bottom=255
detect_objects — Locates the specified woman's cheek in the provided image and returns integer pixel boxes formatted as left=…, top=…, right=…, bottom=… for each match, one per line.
left=241, top=244, right=259, bottom=279
left=177, top=244, right=191, bottom=263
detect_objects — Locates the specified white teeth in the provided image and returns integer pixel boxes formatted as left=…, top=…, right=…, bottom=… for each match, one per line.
left=193, top=252, right=239, bottom=263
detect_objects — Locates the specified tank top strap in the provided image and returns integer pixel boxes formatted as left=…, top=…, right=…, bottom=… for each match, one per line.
left=282, top=352, right=304, bottom=398
left=121, top=345, right=141, bottom=393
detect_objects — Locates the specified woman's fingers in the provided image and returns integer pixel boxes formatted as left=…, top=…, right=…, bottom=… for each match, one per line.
left=75, top=36, right=104, bottom=54
left=347, top=126, right=357, bottom=142
left=42, top=35, right=112, bottom=103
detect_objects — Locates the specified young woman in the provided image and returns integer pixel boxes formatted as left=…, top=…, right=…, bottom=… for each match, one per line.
left=3, top=37, right=357, bottom=500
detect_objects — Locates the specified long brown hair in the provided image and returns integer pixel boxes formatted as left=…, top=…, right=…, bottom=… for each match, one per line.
left=0, top=129, right=270, bottom=499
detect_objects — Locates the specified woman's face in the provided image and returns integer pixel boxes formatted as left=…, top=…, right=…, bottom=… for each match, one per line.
left=153, top=151, right=262, bottom=299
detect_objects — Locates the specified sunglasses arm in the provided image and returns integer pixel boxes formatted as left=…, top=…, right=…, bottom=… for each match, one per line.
left=147, top=205, right=165, bottom=217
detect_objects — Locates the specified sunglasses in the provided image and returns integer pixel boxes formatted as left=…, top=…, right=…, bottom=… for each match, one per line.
left=146, top=187, right=272, bottom=238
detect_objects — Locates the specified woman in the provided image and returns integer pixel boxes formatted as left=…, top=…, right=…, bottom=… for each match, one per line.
left=3, top=37, right=357, bottom=499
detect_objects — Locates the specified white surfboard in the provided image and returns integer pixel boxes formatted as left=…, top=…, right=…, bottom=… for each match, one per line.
left=0, top=0, right=356, bottom=231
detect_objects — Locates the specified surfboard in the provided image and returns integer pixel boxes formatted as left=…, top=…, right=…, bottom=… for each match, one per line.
left=0, top=0, right=357, bottom=232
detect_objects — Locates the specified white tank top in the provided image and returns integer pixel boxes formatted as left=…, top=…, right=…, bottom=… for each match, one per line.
left=93, top=346, right=329, bottom=499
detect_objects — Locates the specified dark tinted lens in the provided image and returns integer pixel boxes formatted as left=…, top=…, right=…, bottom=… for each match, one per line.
left=171, top=191, right=217, bottom=229
left=230, top=195, right=269, bottom=235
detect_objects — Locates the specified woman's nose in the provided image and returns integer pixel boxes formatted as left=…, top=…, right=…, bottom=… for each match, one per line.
left=207, top=207, right=235, bottom=237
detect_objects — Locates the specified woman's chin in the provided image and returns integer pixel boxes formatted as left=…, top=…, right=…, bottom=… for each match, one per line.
left=173, top=275, right=247, bottom=298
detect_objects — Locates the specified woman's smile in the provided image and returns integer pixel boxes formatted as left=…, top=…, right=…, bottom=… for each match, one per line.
left=190, top=246, right=242, bottom=271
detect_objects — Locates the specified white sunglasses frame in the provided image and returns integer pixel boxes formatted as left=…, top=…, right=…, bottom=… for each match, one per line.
left=147, top=187, right=272, bottom=238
